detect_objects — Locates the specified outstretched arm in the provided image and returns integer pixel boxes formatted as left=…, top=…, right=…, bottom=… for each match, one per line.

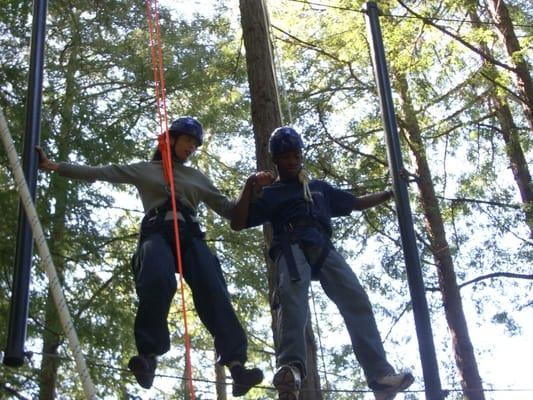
left=231, top=171, right=274, bottom=231
left=353, top=189, right=394, bottom=211
left=36, top=146, right=59, bottom=172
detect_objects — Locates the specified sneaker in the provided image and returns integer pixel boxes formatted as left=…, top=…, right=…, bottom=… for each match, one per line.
left=273, top=365, right=301, bottom=400
left=230, top=364, right=264, bottom=397
left=128, top=354, right=157, bottom=389
left=371, top=371, right=414, bottom=400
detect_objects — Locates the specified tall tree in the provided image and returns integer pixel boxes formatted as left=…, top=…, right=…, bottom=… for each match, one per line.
left=239, top=1, right=323, bottom=398
left=1, top=0, right=259, bottom=397
left=462, top=0, right=533, bottom=236
left=486, top=0, right=533, bottom=133
left=395, top=72, right=485, bottom=400
left=265, top=1, right=531, bottom=398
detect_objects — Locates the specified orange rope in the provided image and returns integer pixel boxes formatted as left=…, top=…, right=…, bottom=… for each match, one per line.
left=145, top=1, right=196, bottom=398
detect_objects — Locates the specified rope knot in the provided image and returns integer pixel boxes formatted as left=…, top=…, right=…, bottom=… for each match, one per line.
left=298, top=169, right=314, bottom=203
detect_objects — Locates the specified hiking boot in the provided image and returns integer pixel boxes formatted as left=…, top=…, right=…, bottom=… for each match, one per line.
left=273, top=364, right=301, bottom=400
left=371, top=371, right=414, bottom=400
left=230, top=364, right=264, bottom=397
left=128, top=354, right=157, bottom=389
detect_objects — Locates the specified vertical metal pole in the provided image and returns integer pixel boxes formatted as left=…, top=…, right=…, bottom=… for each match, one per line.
left=364, top=3, right=444, bottom=399
left=4, top=0, right=48, bottom=367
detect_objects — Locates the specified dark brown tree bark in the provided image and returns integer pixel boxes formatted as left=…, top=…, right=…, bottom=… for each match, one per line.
left=396, top=73, right=485, bottom=400
left=465, top=0, right=533, bottom=236
left=239, top=1, right=322, bottom=399
left=492, top=95, right=533, bottom=235
left=486, top=0, right=533, bottom=133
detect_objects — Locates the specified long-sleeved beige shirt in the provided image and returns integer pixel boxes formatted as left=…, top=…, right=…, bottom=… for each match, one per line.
left=58, top=160, right=235, bottom=219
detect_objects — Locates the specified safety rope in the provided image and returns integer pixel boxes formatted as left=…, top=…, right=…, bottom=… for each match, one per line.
left=0, top=107, right=97, bottom=400
left=144, top=1, right=196, bottom=398
left=298, top=168, right=314, bottom=203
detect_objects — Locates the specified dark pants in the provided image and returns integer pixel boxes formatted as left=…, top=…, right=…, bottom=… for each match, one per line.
left=132, top=215, right=247, bottom=365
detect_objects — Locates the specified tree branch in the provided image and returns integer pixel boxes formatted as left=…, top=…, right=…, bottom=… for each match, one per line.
left=396, top=0, right=517, bottom=73
left=426, top=272, right=533, bottom=291
left=440, top=196, right=522, bottom=210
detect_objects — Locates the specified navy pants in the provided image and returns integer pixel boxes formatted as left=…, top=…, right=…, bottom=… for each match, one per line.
left=132, top=215, right=247, bottom=366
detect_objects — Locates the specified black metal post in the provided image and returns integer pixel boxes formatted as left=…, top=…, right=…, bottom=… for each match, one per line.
left=4, top=0, right=48, bottom=367
left=364, top=3, right=444, bottom=399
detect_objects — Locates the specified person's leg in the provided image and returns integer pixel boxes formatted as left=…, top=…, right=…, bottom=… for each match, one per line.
left=273, top=244, right=311, bottom=399
left=181, top=237, right=247, bottom=362
left=134, top=232, right=177, bottom=356
left=314, top=247, right=394, bottom=383
left=181, top=237, right=262, bottom=396
left=130, top=232, right=177, bottom=388
left=276, top=244, right=312, bottom=374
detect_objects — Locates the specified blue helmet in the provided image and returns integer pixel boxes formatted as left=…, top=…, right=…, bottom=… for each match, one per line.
left=269, top=127, right=303, bottom=157
left=169, top=116, right=203, bottom=146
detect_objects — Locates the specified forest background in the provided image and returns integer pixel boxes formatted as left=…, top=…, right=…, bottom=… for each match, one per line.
left=0, top=0, right=531, bottom=399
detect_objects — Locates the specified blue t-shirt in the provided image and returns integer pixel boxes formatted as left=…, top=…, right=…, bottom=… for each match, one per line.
left=247, top=179, right=356, bottom=246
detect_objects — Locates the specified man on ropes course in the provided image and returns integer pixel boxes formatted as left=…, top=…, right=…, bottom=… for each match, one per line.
left=36, top=117, right=269, bottom=396
left=231, top=127, right=414, bottom=400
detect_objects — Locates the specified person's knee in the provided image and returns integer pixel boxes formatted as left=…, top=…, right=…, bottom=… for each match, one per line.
left=138, top=247, right=176, bottom=295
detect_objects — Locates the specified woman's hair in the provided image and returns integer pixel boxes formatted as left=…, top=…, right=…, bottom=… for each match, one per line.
left=151, top=148, right=162, bottom=161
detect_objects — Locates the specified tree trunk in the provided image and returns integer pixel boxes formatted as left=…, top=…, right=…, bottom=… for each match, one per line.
left=38, top=14, right=80, bottom=398
left=203, top=195, right=229, bottom=400
left=464, top=2, right=533, bottom=237
left=215, top=363, right=227, bottom=400
left=396, top=73, right=485, bottom=400
left=239, top=1, right=322, bottom=399
left=486, top=0, right=533, bottom=133
left=39, top=292, right=62, bottom=399
left=38, top=162, right=70, bottom=399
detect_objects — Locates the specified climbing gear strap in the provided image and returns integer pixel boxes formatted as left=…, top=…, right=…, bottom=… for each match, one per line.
left=275, top=217, right=332, bottom=281
left=144, top=198, right=204, bottom=239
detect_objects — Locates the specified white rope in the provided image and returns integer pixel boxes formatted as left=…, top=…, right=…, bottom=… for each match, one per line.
left=0, top=107, right=97, bottom=400
left=298, top=168, right=314, bottom=203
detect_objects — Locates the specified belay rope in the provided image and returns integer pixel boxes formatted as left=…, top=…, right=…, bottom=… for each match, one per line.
left=144, top=1, right=196, bottom=398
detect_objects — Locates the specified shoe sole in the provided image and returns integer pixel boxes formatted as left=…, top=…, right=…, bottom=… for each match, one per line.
left=273, top=367, right=300, bottom=400
left=128, top=357, right=154, bottom=389
left=374, top=373, right=414, bottom=400
left=232, top=372, right=264, bottom=397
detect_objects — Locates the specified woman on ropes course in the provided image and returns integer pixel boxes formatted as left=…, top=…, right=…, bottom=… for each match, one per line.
left=231, top=127, right=414, bottom=400
left=36, top=116, right=270, bottom=396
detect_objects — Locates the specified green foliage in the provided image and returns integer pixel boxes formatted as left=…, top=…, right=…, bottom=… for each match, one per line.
left=0, top=0, right=252, bottom=397
left=1, top=0, right=531, bottom=398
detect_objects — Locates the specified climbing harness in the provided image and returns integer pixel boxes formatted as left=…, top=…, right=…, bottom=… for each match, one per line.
left=274, top=215, right=333, bottom=282
left=270, top=174, right=333, bottom=283
left=144, top=0, right=196, bottom=398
